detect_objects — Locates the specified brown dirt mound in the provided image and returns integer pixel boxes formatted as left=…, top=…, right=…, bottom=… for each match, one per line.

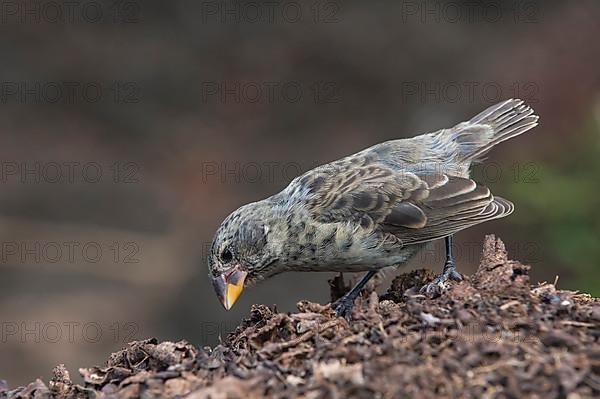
left=2, top=235, right=600, bottom=398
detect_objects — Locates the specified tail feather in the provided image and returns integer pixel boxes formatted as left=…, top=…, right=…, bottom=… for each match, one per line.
left=451, top=99, right=539, bottom=162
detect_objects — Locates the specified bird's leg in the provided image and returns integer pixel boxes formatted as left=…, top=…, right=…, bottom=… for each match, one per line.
left=420, top=235, right=463, bottom=296
left=441, top=235, right=463, bottom=280
left=332, top=270, right=377, bottom=320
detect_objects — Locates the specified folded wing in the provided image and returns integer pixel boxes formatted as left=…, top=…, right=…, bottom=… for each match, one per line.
left=290, top=157, right=513, bottom=246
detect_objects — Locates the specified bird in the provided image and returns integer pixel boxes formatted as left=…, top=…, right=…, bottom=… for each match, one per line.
left=208, top=98, right=539, bottom=318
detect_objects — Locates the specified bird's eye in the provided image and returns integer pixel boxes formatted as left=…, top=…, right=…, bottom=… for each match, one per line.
left=220, top=248, right=233, bottom=263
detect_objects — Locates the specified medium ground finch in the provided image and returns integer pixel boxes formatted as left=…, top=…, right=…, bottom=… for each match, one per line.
left=208, top=99, right=539, bottom=318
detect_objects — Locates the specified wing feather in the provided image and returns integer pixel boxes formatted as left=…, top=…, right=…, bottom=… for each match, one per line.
left=288, top=155, right=513, bottom=246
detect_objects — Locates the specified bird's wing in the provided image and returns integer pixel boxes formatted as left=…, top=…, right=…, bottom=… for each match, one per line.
left=383, top=174, right=513, bottom=245
left=288, top=156, right=512, bottom=245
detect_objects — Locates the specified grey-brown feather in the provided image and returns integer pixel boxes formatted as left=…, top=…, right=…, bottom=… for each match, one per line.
left=208, top=99, right=538, bottom=283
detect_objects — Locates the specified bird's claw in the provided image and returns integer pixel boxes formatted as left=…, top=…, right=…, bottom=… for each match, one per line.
left=332, top=297, right=354, bottom=321
left=420, top=264, right=463, bottom=297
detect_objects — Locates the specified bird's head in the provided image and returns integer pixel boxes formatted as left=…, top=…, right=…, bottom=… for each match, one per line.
left=208, top=201, right=280, bottom=310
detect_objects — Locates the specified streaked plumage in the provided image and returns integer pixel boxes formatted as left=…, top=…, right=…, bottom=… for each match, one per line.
left=208, top=99, right=539, bottom=310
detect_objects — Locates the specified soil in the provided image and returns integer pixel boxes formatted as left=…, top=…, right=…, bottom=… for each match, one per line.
left=2, top=235, right=599, bottom=398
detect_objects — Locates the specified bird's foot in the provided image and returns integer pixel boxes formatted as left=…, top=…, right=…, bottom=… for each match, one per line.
left=332, top=296, right=355, bottom=321
left=420, top=262, right=463, bottom=297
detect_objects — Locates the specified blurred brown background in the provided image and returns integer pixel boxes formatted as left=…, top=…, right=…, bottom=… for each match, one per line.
left=1, top=0, right=599, bottom=387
